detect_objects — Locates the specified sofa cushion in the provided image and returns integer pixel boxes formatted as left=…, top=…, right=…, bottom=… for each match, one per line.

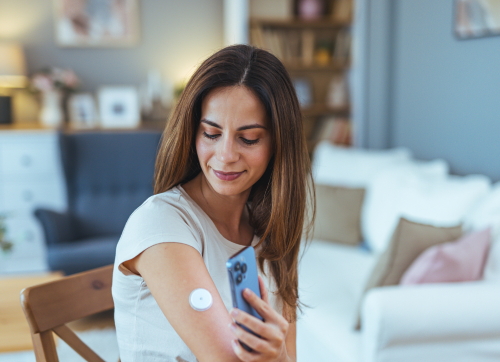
left=47, top=235, right=119, bottom=275
left=355, top=218, right=462, bottom=329
left=400, top=228, right=491, bottom=285
left=313, top=184, right=365, bottom=245
left=60, top=131, right=161, bottom=239
left=312, top=141, right=412, bottom=188
left=297, top=239, right=376, bottom=361
left=484, top=221, right=500, bottom=282
left=362, top=166, right=487, bottom=253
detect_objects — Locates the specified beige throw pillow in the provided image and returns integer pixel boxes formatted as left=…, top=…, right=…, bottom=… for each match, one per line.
left=354, top=218, right=462, bottom=329
left=313, top=184, right=365, bottom=246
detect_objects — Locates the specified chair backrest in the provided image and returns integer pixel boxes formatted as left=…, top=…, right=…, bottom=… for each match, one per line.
left=20, top=265, right=114, bottom=362
left=59, top=130, right=162, bottom=239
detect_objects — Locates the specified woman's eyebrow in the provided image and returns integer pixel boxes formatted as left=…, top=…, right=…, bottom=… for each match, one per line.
left=201, top=119, right=267, bottom=131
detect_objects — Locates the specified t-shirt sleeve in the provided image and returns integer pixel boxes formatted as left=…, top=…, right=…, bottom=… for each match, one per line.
left=115, top=193, right=203, bottom=276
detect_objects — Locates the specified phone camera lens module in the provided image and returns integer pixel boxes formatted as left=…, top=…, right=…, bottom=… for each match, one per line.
left=241, top=263, right=247, bottom=273
left=236, top=274, right=243, bottom=284
left=235, top=262, right=241, bottom=271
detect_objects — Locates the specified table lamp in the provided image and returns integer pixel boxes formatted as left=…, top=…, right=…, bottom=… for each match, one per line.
left=0, top=43, right=27, bottom=124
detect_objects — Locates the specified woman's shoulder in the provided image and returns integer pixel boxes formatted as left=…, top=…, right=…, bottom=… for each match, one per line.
left=119, top=186, right=203, bottom=247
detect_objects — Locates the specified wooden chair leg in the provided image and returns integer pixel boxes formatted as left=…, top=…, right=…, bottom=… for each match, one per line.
left=31, top=330, right=59, bottom=362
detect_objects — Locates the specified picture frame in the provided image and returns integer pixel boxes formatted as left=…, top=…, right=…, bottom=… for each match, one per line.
left=292, top=78, right=313, bottom=109
left=455, top=0, right=500, bottom=39
left=68, top=93, right=98, bottom=128
left=98, top=86, right=140, bottom=129
left=53, top=0, right=140, bottom=47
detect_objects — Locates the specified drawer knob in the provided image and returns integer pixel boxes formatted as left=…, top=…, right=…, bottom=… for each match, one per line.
left=23, top=190, right=34, bottom=202
left=21, top=155, right=32, bottom=167
left=25, top=230, right=35, bottom=242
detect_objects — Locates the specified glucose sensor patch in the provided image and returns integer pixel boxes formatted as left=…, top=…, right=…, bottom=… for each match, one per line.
left=189, top=288, right=213, bottom=311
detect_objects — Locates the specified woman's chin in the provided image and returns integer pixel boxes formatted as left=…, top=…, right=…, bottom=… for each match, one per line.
left=207, top=176, right=250, bottom=197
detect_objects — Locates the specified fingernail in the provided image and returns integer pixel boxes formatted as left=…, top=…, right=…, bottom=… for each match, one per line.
left=229, top=323, right=236, bottom=332
left=244, top=288, right=251, bottom=296
left=230, top=308, right=239, bottom=317
left=232, top=339, right=238, bottom=348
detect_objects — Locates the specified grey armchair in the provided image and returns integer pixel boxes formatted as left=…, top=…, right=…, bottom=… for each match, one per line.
left=35, top=130, right=162, bottom=275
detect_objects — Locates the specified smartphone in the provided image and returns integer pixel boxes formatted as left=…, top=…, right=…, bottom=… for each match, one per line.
left=226, top=246, right=264, bottom=351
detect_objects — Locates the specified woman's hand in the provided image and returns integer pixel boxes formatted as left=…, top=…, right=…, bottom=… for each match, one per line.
left=229, top=275, right=291, bottom=362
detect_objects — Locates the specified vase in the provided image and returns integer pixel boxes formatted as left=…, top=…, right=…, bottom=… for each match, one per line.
left=298, top=0, right=324, bottom=20
left=40, top=90, right=63, bottom=128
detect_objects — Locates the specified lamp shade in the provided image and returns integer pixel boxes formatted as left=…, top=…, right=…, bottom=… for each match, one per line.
left=0, top=43, right=27, bottom=88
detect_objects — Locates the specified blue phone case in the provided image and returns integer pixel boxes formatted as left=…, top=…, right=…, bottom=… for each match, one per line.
left=226, top=246, right=263, bottom=351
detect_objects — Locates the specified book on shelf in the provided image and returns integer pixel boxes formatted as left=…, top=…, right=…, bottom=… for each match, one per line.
left=250, top=24, right=351, bottom=67
left=331, top=0, right=353, bottom=23
left=312, top=116, right=351, bottom=146
left=326, top=73, right=349, bottom=108
left=333, top=29, right=351, bottom=64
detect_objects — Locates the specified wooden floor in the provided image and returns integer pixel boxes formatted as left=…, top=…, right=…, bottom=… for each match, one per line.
left=0, top=273, right=63, bottom=353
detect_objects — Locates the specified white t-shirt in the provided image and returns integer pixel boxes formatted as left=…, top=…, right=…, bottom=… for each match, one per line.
left=112, top=185, right=281, bottom=362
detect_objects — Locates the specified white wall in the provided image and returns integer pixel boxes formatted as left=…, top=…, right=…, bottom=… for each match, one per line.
left=360, top=0, right=500, bottom=180
left=0, top=0, right=224, bottom=91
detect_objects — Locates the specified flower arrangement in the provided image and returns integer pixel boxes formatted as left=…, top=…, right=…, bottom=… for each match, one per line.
left=0, top=215, right=12, bottom=254
left=30, top=67, right=80, bottom=93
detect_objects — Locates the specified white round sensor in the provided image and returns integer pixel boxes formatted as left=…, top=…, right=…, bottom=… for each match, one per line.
left=189, top=288, right=213, bottom=311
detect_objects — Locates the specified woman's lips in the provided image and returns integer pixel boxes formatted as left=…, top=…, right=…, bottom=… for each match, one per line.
left=213, top=170, right=244, bottom=181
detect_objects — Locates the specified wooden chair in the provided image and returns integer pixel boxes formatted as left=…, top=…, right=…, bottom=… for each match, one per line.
left=20, top=264, right=115, bottom=362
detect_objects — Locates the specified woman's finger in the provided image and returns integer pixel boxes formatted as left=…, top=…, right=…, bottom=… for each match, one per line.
left=230, top=308, right=276, bottom=340
left=231, top=339, right=256, bottom=362
left=242, top=287, right=280, bottom=323
left=229, top=322, right=272, bottom=354
left=258, top=275, right=270, bottom=304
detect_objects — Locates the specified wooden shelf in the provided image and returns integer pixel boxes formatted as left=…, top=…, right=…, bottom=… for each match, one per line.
left=250, top=18, right=351, bottom=29
left=250, top=7, right=354, bottom=151
left=301, top=104, right=350, bottom=117
left=283, top=62, right=350, bottom=72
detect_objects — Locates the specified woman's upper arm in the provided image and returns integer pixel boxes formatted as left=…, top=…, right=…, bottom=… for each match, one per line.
left=286, top=321, right=297, bottom=361
left=132, top=242, right=240, bottom=362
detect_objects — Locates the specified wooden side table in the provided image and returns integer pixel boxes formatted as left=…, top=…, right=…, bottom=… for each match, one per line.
left=0, top=272, right=63, bottom=352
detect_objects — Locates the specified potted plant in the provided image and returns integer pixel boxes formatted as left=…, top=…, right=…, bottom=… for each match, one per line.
left=0, top=214, right=13, bottom=254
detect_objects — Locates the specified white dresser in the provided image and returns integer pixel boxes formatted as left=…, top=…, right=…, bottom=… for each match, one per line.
left=0, top=128, right=66, bottom=274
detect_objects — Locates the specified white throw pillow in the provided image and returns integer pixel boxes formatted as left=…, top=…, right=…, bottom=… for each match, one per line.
left=464, top=182, right=500, bottom=231
left=484, top=220, right=500, bottom=282
left=362, top=164, right=490, bottom=253
left=312, top=141, right=412, bottom=188
left=464, top=183, right=500, bottom=283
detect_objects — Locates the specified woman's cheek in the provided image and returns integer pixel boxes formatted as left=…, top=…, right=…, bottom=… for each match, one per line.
left=248, top=144, right=272, bottom=172
left=196, top=137, right=213, bottom=166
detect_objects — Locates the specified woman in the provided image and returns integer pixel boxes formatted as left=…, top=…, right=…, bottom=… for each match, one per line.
left=112, top=44, right=315, bottom=362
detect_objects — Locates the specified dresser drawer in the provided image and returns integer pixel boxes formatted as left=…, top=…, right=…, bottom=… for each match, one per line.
left=0, top=214, right=48, bottom=274
left=0, top=142, right=58, bottom=176
left=0, top=179, right=66, bottom=213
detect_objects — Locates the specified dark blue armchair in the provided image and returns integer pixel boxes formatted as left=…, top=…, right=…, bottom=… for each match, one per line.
left=35, top=130, right=162, bottom=275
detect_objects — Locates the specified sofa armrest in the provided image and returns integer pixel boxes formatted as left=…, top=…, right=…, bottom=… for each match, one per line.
left=34, top=208, right=76, bottom=245
left=361, top=282, right=500, bottom=362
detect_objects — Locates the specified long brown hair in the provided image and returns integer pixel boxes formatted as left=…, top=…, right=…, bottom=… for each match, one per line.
left=154, top=45, right=315, bottom=322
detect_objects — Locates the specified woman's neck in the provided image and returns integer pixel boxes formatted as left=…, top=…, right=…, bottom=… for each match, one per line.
left=183, top=173, right=254, bottom=246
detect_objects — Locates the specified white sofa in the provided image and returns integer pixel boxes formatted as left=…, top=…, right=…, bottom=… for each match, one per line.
left=296, top=142, right=500, bottom=362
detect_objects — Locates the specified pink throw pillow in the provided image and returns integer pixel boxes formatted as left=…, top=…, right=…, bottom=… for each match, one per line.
left=400, top=228, right=491, bottom=285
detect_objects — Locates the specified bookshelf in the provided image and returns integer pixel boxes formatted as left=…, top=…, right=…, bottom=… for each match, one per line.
left=249, top=0, right=354, bottom=152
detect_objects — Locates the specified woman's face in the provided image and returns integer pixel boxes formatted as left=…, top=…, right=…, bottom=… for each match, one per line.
left=196, top=86, right=273, bottom=197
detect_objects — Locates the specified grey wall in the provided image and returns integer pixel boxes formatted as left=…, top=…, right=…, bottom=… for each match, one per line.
left=0, top=0, right=223, bottom=91
left=362, top=0, right=500, bottom=180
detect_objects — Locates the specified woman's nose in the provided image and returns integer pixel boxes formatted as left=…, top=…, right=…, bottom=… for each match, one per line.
left=217, top=135, right=239, bottom=163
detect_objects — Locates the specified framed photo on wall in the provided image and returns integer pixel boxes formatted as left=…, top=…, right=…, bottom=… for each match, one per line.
left=455, top=0, right=500, bottom=39
left=53, top=0, right=140, bottom=47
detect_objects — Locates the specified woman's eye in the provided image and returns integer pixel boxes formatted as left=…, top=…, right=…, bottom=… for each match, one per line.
left=241, top=138, right=260, bottom=145
left=203, top=132, right=220, bottom=140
